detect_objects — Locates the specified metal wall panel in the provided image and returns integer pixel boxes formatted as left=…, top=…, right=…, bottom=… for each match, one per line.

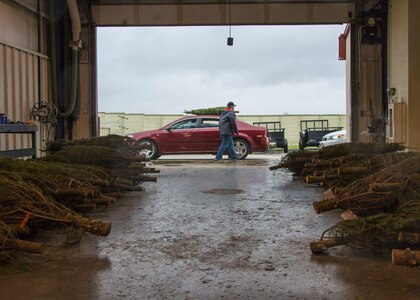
left=0, top=1, right=47, bottom=52
left=0, top=42, right=51, bottom=157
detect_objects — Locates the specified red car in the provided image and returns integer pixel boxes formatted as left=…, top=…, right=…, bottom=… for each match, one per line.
left=127, top=115, right=269, bottom=160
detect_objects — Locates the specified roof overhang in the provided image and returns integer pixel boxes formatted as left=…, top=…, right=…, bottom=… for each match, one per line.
left=91, top=0, right=359, bottom=26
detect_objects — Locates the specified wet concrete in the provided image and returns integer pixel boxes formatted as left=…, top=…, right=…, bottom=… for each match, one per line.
left=0, top=154, right=419, bottom=300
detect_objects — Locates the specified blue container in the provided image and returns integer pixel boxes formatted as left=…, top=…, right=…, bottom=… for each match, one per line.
left=1, top=116, right=7, bottom=124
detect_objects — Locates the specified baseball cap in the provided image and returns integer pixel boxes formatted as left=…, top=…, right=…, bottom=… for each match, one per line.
left=227, top=101, right=236, bottom=107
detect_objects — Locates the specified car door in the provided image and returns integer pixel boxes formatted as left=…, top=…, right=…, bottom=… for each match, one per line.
left=194, top=117, right=221, bottom=152
left=158, top=118, right=199, bottom=153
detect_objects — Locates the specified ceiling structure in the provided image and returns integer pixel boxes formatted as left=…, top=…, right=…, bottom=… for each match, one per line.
left=90, top=0, right=361, bottom=26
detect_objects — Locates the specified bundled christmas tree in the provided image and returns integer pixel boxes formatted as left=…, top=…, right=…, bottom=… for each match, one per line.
left=184, top=107, right=238, bottom=115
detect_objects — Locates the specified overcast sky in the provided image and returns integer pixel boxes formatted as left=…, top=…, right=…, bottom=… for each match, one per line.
left=97, top=25, right=346, bottom=115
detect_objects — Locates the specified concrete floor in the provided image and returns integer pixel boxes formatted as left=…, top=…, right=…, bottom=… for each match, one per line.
left=0, top=154, right=419, bottom=300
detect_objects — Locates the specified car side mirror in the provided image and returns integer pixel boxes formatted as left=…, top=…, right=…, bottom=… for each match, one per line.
left=165, top=127, right=172, bottom=131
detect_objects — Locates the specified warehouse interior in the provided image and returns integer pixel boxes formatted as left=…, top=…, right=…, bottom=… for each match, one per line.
left=0, top=0, right=419, bottom=156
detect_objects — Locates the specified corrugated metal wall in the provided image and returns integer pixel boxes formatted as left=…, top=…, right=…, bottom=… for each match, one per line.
left=0, top=41, right=51, bottom=157
left=357, top=44, right=383, bottom=143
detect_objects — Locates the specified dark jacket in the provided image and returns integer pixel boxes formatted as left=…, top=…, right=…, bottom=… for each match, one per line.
left=219, top=110, right=238, bottom=136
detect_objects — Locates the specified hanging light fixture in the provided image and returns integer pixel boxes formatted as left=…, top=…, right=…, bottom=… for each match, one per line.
left=227, top=0, right=233, bottom=46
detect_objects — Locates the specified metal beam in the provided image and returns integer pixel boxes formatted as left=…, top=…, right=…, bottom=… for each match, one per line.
left=92, top=2, right=356, bottom=26
left=91, top=1, right=356, bottom=4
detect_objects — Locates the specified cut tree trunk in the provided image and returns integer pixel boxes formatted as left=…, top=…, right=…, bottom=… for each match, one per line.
left=398, top=232, right=420, bottom=245
left=114, top=178, right=133, bottom=186
left=323, top=189, right=335, bottom=199
left=144, top=168, right=160, bottom=173
left=369, top=182, right=403, bottom=192
left=111, top=182, right=143, bottom=191
left=55, top=189, right=93, bottom=198
left=269, top=164, right=282, bottom=171
left=337, top=166, right=370, bottom=175
left=102, top=192, right=122, bottom=199
left=72, top=203, right=96, bottom=212
left=8, top=239, right=45, bottom=254
left=92, top=194, right=117, bottom=205
left=305, top=175, right=324, bottom=184
left=310, top=238, right=344, bottom=253
left=70, top=215, right=112, bottom=237
left=313, top=197, right=339, bottom=214
left=312, top=191, right=392, bottom=214
left=313, top=160, right=341, bottom=168
left=85, top=178, right=109, bottom=186
left=392, top=249, right=420, bottom=266
left=304, top=163, right=316, bottom=168
left=131, top=175, right=157, bottom=182
left=305, top=175, right=338, bottom=184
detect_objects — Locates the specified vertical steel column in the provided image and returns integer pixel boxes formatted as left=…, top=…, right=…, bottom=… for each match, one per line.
left=350, top=22, right=359, bottom=142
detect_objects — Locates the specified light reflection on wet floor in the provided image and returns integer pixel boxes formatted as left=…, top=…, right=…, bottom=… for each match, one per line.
left=0, top=154, right=419, bottom=300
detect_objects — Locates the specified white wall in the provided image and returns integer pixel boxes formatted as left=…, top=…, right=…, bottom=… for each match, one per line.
left=98, top=112, right=346, bottom=146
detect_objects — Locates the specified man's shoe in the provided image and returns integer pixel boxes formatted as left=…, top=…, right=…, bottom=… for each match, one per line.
left=214, top=158, right=222, bottom=161
left=228, top=158, right=236, bottom=161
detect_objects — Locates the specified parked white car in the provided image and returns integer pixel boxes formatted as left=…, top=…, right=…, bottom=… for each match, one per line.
left=319, top=130, right=347, bottom=148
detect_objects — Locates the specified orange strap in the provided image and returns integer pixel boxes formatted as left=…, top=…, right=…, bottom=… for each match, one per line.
left=20, top=212, right=31, bottom=229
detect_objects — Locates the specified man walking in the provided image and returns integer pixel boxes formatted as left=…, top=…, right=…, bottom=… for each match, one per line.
left=215, top=101, right=239, bottom=161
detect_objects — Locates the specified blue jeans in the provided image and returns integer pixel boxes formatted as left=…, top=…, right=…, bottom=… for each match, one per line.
left=215, top=135, right=237, bottom=160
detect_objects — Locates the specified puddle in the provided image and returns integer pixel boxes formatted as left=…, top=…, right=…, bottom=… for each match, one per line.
left=201, top=189, right=244, bottom=194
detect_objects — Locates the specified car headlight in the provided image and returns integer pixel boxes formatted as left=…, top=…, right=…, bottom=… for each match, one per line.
left=127, top=134, right=134, bottom=138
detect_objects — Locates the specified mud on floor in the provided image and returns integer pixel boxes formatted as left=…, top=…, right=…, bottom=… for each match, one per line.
left=0, top=155, right=419, bottom=300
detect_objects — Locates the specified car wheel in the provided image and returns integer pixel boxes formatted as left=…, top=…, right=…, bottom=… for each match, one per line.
left=138, top=139, right=159, bottom=160
left=234, top=139, right=249, bottom=160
